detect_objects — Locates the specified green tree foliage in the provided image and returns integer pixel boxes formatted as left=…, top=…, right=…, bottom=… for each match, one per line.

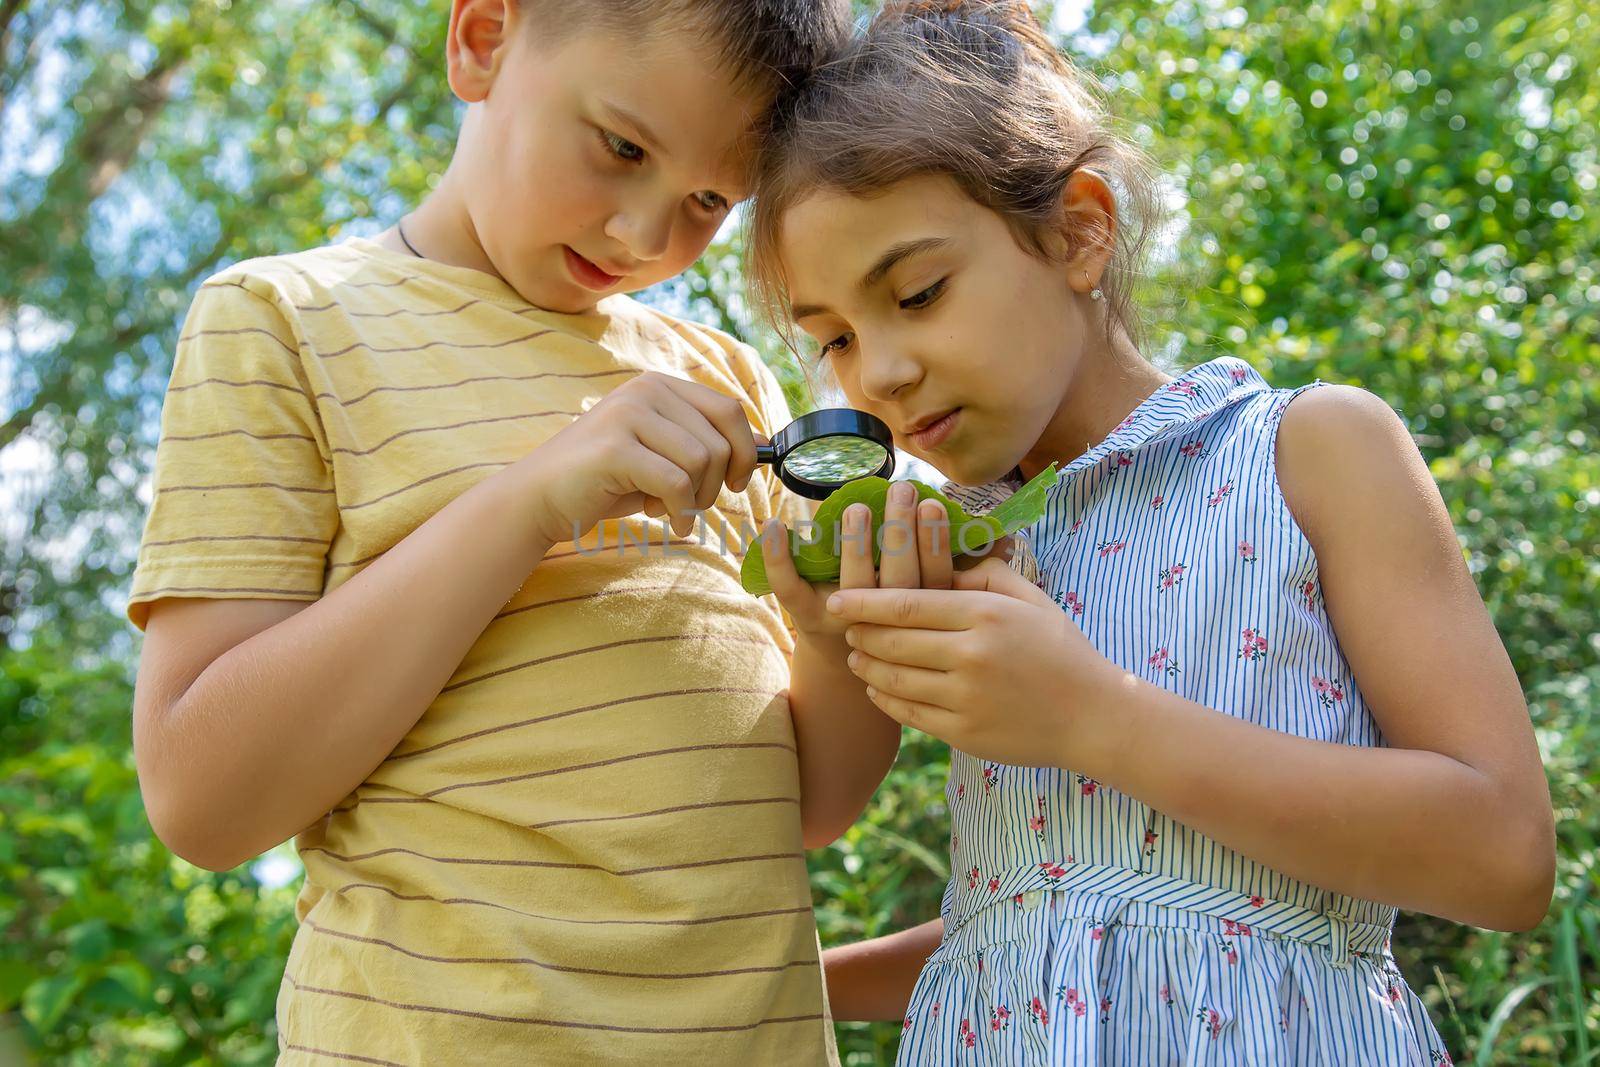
left=1, top=1, right=1593, bottom=1064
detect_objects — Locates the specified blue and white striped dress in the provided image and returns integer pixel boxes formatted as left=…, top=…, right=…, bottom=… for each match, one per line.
left=898, top=357, right=1452, bottom=1065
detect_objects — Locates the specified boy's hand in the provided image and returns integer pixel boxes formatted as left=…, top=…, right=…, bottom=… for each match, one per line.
left=761, top=481, right=1011, bottom=644
left=515, top=371, right=760, bottom=544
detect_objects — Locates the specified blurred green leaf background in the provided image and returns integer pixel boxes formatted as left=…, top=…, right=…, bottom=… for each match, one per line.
left=0, top=1, right=1594, bottom=1063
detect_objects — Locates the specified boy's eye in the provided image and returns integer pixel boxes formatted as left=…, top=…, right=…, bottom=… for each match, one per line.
left=694, top=190, right=729, bottom=214
left=899, top=279, right=947, bottom=310
left=601, top=130, right=646, bottom=164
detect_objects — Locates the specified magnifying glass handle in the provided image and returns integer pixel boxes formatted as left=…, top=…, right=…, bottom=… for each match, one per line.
left=756, top=443, right=777, bottom=465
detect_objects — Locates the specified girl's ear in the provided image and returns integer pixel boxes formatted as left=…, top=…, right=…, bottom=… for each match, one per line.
left=1051, top=169, right=1119, bottom=296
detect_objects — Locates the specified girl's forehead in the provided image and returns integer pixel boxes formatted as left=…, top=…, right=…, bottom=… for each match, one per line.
left=782, top=178, right=981, bottom=273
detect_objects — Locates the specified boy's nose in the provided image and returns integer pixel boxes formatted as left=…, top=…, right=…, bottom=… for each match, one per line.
left=604, top=207, right=673, bottom=264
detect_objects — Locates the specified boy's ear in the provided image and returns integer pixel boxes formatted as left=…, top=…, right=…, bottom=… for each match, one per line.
left=1050, top=169, right=1118, bottom=295
left=447, top=0, right=517, bottom=104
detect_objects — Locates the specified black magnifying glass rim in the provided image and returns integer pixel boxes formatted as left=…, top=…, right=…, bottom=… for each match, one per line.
left=756, top=407, right=897, bottom=499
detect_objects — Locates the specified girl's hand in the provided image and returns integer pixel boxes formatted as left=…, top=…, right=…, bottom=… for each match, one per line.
left=826, top=557, right=1116, bottom=767
left=761, top=482, right=1008, bottom=644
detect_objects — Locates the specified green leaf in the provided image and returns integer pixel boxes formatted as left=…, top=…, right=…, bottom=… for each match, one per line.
left=741, top=464, right=1059, bottom=596
left=101, top=961, right=153, bottom=1003
left=0, top=961, right=36, bottom=1012
left=1472, top=976, right=1557, bottom=1066
left=21, top=972, right=88, bottom=1036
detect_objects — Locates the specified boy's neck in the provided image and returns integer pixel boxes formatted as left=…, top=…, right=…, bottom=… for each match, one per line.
left=378, top=180, right=506, bottom=287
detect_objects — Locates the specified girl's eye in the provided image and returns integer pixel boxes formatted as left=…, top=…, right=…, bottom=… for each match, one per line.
left=601, top=130, right=646, bottom=164
left=899, top=279, right=947, bottom=310
left=693, top=190, right=729, bottom=214
left=817, top=332, right=854, bottom=361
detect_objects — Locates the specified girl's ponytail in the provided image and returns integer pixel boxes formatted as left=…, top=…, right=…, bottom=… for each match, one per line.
left=886, top=0, right=1072, bottom=79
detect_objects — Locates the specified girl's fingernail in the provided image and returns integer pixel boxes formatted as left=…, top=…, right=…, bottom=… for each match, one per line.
left=865, top=686, right=878, bottom=700
left=892, top=481, right=914, bottom=505
left=847, top=652, right=860, bottom=669
left=827, top=594, right=843, bottom=612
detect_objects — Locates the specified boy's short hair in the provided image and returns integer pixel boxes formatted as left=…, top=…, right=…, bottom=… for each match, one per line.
left=525, top=0, right=851, bottom=93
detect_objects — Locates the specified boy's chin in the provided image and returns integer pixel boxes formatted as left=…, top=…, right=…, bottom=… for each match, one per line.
left=513, top=274, right=608, bottom=316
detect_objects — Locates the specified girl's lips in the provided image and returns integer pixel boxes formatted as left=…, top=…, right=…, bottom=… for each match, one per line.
left=910, top=408, right=961, bottom=450
left=564, top=247, right=622, bottom=291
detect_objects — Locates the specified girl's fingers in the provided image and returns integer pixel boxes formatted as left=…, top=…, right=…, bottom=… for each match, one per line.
left=917, top=499, right=954, bottom=590
left=845, top=623, right=956, bottom=670
left=877, top=482, right=921, bottom=588
left=828, top=587, right=976, bottom=630
left=845, top=649, right=949, bottom=705
left=759, top=520, right=809, bottom=601
left=864, top=687, right=955, bottom=738
left=838, top=503, right=876, bottom=589
left=951, top=556, right=1058, bottom=607
left=954, top=533, right=1013, bottom=571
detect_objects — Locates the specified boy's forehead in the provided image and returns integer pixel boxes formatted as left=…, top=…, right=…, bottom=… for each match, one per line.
left=543, top=25, right=769, bottom=188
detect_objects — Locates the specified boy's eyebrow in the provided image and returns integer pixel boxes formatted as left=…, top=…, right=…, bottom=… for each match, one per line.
left=601, top=101, right=667, bottom=158
left=791, top=237, right=952, bottom=320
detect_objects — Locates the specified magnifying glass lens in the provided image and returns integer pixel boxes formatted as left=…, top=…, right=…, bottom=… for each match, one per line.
left=781, top=434, right=890, bottom=486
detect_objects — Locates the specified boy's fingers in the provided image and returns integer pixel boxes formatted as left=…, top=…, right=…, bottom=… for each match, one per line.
left=838, top=504, right=876, bottom=589
left=664, top=376, right=758, bottom=496
left=630, top=412, right=716, bottom=529
left=650, top=388, right=733, bottom=513
left=618, top=439, right=700, bottom=534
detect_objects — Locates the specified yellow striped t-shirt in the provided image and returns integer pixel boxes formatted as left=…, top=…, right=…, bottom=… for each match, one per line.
left=127, top=237, right=834, bottom=1066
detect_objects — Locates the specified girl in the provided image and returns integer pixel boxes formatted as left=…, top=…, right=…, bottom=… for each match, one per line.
left=751, top=1, right=1554, bottom=1063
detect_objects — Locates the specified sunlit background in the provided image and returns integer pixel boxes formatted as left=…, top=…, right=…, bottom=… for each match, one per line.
left=1, top=1, right=1595, bottom=1063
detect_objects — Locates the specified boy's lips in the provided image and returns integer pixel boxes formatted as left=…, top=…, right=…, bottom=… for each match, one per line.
left=564, top=247, right=624, bottom=291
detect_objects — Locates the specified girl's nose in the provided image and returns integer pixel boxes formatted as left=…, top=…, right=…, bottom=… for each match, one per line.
left=858, top=341, right=923, bottom=403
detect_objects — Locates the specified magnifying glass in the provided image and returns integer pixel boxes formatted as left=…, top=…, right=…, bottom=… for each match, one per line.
left=756, top=408, right=896, bottom=499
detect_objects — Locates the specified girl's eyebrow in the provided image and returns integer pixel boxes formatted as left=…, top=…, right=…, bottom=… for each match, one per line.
left=862, top=237, right=951, bottom=288
left=791, top=237, right=952, bottom=320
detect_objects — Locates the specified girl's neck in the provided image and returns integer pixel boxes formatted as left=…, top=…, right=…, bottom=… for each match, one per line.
left=1017, top=327, right=1170, bottom=480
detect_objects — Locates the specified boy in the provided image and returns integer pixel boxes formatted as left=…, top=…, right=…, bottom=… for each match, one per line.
left=126, top=1, right=860, bottom=1062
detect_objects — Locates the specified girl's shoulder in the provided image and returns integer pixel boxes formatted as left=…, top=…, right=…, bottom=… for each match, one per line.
left=1270, top=383, right=1418, bottom=546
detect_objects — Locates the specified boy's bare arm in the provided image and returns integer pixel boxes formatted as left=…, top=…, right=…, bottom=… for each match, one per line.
left=822, top=918, right=944, bottom=1022
left=135, top=371, right=759, bottom=871
left=135, top=456, right=563, bottom=871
